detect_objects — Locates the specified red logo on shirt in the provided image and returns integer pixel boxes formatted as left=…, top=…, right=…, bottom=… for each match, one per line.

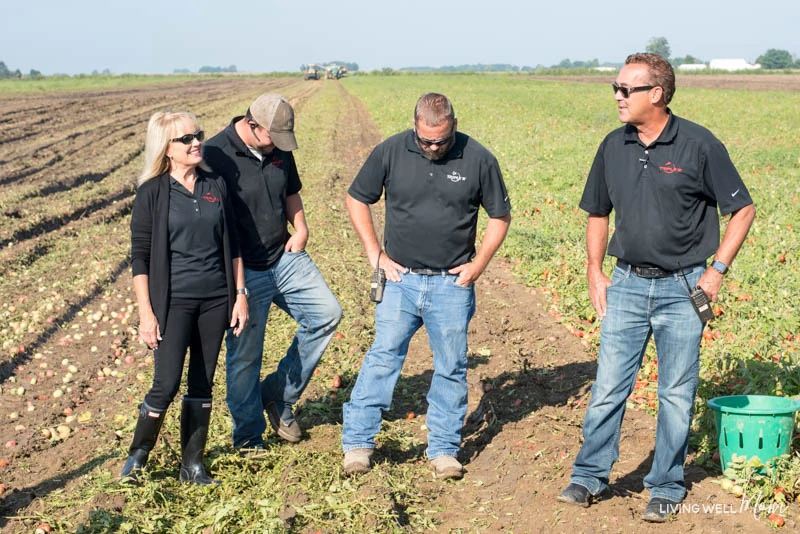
left=270, top=159, right=283, bottom=167
left=659, top=161, right=683, bottom=174
left=202, top=192, right=219, bottom=203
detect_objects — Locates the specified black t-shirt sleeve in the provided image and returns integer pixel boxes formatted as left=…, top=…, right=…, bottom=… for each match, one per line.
left=479, top=155, right=511, bottom=217
left=286, top=151, right=302, bottom=196
left=579, top=138, right=613, bottom=216
left=702, top=139, right=753, bottom=216
left=348, top=143, right=386, bottom=204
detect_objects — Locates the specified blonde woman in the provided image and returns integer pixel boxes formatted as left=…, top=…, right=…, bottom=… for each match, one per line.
left=121, top=111, right=248, bottom=485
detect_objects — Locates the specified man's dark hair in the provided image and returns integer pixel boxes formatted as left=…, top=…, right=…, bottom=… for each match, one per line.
left=626, top=53, right=676, bottom=105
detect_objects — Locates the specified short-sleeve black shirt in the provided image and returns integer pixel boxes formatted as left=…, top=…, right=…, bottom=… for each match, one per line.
left=204, top=118, right=302, bottom=270
left=349, top=130, right=511, bottom=269
left=579, top=111, right=753, bottom=271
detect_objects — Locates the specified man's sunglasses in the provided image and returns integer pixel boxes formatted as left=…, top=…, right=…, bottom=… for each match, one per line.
left=414, top=128, right=453, bottom=148
left=171, top=130, right=205, bottom=144
left=611, top=83, right=654, bottom=98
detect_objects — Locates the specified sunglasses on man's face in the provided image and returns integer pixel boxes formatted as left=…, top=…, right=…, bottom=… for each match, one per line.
left=171, top=130, right=205, bottom=145
left=611, top=83, right=654, bottom=98
left=414, top=128, right=453, bottom=148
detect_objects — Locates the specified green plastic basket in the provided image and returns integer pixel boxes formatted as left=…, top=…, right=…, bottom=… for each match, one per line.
left=708, top=395, right=800, bottom=471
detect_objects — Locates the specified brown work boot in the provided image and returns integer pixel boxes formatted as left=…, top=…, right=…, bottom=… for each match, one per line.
left=265, top=402, right=302, bottom=443
left=431, top=456, right=464, bottom=480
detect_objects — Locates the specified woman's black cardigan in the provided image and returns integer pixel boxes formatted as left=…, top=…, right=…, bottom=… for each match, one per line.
left=130, top=169, right=240, bottom=331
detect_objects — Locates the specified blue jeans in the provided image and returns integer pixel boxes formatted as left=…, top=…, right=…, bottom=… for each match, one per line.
left=225, top=251, right=342, bottom=448
left=342, top=272, right=476, bottom=460
left=570, top=262, right=705, bottom=503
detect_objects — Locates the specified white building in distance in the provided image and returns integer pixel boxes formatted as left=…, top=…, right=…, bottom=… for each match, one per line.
left=677, top=63, right=707, bottom=71
left=708, top=58, right=761, bottom=71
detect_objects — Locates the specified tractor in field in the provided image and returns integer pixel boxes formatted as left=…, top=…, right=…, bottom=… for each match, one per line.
left=304, top=64, right=321, bottom=80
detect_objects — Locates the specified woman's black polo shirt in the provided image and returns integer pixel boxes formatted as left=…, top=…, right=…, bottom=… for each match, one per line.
left=579, top=112, right=753, bottom=271
left=168, top=174, right=227, bottom=298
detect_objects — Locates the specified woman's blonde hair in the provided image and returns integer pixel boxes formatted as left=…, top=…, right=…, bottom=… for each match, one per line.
left=137, top=110, right=209, bottom=186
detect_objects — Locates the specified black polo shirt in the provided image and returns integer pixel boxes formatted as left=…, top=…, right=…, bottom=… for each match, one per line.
left=579, top=111, right=753, bottom=271
left=349, top=130, right=510, bottom=269
left=168, top=174, right=228, bottom=298
left=204, top=117, right=302, bottom=270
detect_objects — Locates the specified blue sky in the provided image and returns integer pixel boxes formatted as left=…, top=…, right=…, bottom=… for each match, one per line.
left=2, top=0, right=798, bottom=75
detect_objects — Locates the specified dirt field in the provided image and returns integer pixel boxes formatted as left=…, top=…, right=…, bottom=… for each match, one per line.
left=0, top=75, right=796, bottom=533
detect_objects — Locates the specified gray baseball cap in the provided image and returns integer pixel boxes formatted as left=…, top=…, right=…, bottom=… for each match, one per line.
left=249, top=94, right=298, bottom=151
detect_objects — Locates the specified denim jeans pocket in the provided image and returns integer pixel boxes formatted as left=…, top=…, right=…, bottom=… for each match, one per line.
left=447, top=276, right=473, bottom=289
left=608, top=265, right=630, bottom=287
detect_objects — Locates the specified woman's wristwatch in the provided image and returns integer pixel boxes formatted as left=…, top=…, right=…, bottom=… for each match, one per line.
left=236, top=287, right=249, bottom=297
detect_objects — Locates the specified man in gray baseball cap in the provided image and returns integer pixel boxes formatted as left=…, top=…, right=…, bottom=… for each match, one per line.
left=248, top=93, right=298, bottom=152
left=204, top=94, right=342, bottom=456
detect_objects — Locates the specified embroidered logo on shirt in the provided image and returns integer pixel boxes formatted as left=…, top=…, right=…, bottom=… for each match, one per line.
left=202, top=192, right=219, bottom=203
left=446, top=171, right=467, bottom=183
left=270, top=159, right=283, bottom=167
left=658, top=161, right=683, bottom=174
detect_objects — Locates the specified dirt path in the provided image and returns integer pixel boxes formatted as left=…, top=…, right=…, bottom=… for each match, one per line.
left=0, top=77, right=791, bottom=533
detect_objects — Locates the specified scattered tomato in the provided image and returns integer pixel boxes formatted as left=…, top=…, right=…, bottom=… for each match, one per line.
left=767, top=513, right=785, bottom=528
left=332, top=375, right=342, bottom=389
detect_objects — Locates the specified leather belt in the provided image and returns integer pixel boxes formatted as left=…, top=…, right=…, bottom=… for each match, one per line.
left=407, top=268, right=450, bottom=276
left=617, top=260, right=676, bottom=279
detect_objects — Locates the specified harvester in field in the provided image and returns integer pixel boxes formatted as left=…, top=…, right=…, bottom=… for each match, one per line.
left=325, top=65, right=340, bottom=79
left=325, top=64, right=348, bottom=80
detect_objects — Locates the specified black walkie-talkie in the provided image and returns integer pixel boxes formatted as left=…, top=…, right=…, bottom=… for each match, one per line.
left=370, top=250, right=386, bottom=303
left=689, top=286, right=714, bottom=323
left=679, top=263, right=714, bottom=323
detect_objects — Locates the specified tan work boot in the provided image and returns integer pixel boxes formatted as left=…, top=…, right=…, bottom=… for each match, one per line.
left=431, top=456, right=464, bottom=480
left=344, top=448, right=374, bottom=475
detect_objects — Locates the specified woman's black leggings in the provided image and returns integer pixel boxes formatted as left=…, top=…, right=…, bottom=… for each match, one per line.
left=144, top=296, right=228, bottom=410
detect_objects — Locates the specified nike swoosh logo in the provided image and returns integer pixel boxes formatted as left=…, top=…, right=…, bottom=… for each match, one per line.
left=731, top=189, right=740, bottom=197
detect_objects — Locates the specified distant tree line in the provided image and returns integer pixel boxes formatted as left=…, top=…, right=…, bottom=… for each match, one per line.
left=756, top=49, right=798, bottom=69
left=198, top=65, right=237, bottom=73
left=0, top=60, right=42, bottom=79
left=644, top=37, right=799, bottom=69
left=400, top=64, right=533, bottom=72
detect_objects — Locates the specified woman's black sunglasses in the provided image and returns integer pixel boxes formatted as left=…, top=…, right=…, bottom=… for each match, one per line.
left=171, top=130, right=205, bottom=144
